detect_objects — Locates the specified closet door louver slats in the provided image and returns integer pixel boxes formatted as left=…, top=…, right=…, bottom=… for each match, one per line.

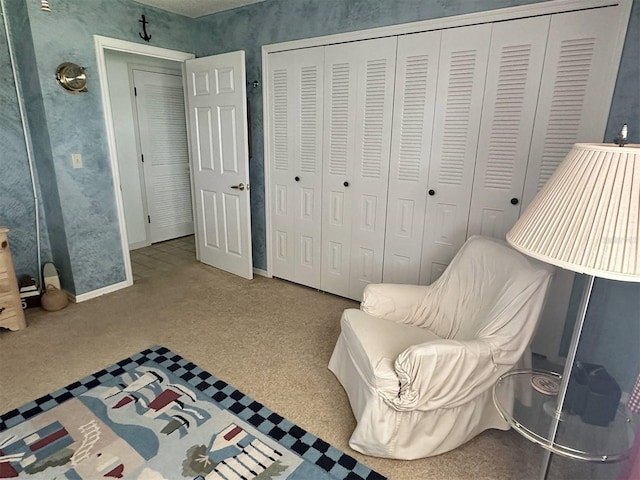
left=466, top=16, right=549, bottom=241
left=523, top=6, right=623, bottom=208
left=272, top=70, right=290, bottom=172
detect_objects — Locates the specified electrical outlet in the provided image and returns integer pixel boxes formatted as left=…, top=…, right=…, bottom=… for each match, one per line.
left=72, top=153, right=83, bottom=169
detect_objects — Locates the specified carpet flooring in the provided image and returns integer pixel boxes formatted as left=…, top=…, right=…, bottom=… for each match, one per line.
left=0, top=249, right=615, bottom=479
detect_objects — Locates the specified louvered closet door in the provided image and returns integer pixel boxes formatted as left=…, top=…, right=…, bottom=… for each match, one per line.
left=383, top=31, right=442, bottom=285
left=134, top=70, right=194, bottom=243
left=419, top=24, right=491, bottom=285
left=466, top=16, right=549, bottom=240
left=522, top=6, right=625, bottom=208
left=321, top=37, right=397, bottom=300
left=268, top=47, right=324, bottom=289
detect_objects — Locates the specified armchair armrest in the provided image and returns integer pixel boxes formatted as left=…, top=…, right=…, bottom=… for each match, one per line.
left=381, top=339, right=506, bottom=412
left=361, top=283, right=430, bottom=324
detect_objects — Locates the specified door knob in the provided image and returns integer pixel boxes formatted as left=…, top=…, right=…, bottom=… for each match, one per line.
left=428, top=189, right=435, bottom=196
left=295, top=176, right=300, bottom=182
left=231, top=183, right=246, bottom=191
left=510, top=198, right=519, bottom=205
left=343, top=181, right=349, bottom=187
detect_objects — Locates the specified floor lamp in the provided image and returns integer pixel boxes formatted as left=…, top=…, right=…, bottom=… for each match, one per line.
left=506, top=140, right=640, bottom=478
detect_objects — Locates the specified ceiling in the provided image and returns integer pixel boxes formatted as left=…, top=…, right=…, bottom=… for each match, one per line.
left=132, top=0, right=265, bottom=18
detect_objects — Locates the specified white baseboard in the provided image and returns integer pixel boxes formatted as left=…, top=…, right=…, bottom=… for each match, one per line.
left=129, top=241, right=151, bottom=250
left=71, top=268, right=266, bottom=302
left=69, top=279, right=131, bottom=303
left=253, top=268, right=269, bottom=278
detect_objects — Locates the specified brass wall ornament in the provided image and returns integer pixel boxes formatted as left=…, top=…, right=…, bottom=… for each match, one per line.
left=55, top=62, right=88, bottom=94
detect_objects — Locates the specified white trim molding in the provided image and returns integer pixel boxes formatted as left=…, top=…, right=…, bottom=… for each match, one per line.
left=262, top=0, right=629, bottom=54
left=253, top=267, right=269, bottom=278
left=69, top=280, right=130, bottom=303
left=93, top=35, right=194, bottom=294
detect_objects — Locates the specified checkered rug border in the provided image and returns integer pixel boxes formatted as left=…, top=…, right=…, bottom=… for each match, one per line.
left=0, top=345, right=386, bottom=480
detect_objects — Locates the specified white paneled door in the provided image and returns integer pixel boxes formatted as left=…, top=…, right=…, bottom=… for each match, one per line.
left=185, top=51, right=253, bottom=279
left=133, top=69, right=194, bottom=243
left=321, top=37, right=397, bottom=300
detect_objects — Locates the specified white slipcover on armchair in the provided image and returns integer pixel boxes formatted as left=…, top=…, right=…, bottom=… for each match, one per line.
left=328, top=236, right=553, bottom=459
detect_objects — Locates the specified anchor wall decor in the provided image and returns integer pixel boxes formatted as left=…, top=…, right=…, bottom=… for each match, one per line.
left=139, top=15, right=151, bottom=42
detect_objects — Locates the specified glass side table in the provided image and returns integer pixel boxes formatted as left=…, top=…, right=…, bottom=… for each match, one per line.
left=493, top=369, right=635, bottom=480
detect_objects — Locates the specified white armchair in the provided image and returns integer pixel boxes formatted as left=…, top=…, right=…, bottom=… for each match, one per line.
left=328, top=236, right=553, bottom=459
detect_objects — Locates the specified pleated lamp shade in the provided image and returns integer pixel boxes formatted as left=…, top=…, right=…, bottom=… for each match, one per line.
left=507, top=143, right=640, bottom=282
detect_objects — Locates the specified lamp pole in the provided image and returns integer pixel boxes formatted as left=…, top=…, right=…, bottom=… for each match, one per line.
left=539, top=275, right=596, bottom=480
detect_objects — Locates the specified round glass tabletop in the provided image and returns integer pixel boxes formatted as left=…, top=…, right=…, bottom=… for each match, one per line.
left=493, top=369, right=636, bottom=462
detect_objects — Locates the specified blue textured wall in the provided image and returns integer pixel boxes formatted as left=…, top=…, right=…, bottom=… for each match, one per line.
left=569, top=277, right=640, bottom=392
left=2, top=0, right=196, bottom=295
left=0, top=3, right=53, bottom=282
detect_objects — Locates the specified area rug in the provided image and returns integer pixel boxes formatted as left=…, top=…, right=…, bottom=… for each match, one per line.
left=0, top=346, right=385, bottom=480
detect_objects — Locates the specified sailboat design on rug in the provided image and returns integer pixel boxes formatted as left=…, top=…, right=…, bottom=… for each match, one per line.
left=0, top=346, right=385, bottom=480
left=102, top=368, right=211, bottom=439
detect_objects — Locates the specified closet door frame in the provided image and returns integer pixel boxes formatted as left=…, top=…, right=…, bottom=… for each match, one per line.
left=262, top=0, right=631, bottom=279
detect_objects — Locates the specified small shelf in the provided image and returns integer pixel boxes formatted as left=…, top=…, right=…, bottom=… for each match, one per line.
left=493, top=369, right=635, bottom=463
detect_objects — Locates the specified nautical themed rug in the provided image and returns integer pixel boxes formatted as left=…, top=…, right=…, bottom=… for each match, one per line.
left=0, top=346, right=385, bottom=480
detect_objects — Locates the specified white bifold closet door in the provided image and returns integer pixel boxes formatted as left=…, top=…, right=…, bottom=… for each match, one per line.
left=419, top=24, right=492, bottom=285
left=382, top=31, right=442, bottom=285
left=321, top=37, right=397, bottom=300
left=268, top=47, right=325, bottom=289
left=466, top=16, right=549, bottom=239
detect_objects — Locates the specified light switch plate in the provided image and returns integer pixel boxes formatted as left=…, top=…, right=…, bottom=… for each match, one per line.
left=72, top=153, right=83, bottom=169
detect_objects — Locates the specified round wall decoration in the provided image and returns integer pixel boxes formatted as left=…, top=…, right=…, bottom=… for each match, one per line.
left=55, top=62, right=88, bottom=94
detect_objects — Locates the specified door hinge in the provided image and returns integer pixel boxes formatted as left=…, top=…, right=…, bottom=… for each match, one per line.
left=147, top=215, right=151, bottom=223
left=141, top=154, right=144, bottom=163
left=134, top=87, right=137, bottom=96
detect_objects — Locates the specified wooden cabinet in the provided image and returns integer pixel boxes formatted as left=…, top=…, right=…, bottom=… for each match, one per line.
left=0, top=227, right=27, bottom=331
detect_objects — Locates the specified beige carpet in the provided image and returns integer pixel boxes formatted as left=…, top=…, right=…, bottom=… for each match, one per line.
left=0, top=260, right=607, bottom=479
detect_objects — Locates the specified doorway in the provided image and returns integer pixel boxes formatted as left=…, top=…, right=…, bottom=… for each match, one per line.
left=95, top=36, right=254, bottom=288
left=105, top=51, right=194, bottom=250
left=130, top=234, right=196, bottom=281
left=95, top=37, right=195, bottom=286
